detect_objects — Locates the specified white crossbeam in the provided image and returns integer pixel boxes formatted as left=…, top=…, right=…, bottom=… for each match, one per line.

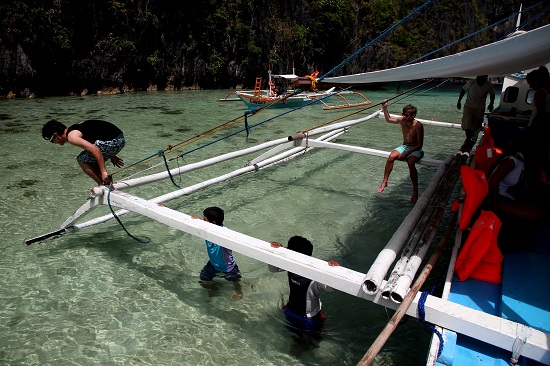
left=105, top=189, right=549, bottom=364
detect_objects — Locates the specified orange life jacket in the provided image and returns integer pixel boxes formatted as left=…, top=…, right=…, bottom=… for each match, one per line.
left=458, top=165, right=489, bottom=230
left=454, top=210, right=503, bottom=284
left=474, top=126, right=502, bottom=175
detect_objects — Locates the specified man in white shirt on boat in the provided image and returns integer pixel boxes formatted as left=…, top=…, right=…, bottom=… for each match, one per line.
left=378, top=100, right=424, bottom=203
left=457, top=75, right=495, bottom=152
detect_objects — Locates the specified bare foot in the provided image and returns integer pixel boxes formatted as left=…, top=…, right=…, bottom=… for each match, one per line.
left=377, top=182, right=387, bottom=193
left=232, top=291, right=243, bottom=301
left=410, top=192, right=418, bottom=203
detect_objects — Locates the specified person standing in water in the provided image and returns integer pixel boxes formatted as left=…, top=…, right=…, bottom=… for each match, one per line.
left=377, top=100, right=424, bottom=203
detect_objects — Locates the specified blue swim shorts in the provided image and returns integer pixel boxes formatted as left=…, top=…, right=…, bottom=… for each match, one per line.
left=395, top=144, right=424, bottom=160
left=283, top=306, right=326, bottom=337
left=77, top=134, right=125, bottom=165
left=199, top=261, right=241, bottom=282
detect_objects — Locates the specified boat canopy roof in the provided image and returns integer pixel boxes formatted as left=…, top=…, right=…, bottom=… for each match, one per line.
left=322, top=24, right=550, bottom=84
left=271, top=74, right=300, bottom=81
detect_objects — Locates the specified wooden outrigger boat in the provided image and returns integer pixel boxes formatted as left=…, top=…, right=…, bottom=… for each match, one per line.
left=218, top=69, right=372, bottom=110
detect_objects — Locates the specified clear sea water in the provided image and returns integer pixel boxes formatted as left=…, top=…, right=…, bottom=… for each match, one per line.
left=0, top=82, right=493, bottom=365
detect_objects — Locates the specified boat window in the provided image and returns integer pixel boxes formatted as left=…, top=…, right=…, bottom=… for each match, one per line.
left=526, top=89, right=536, bottom=105
left=502, top=87, right=519, bottom=103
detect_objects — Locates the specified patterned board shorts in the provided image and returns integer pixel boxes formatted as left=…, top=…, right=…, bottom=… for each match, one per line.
left=77, top=134, right=125, bottom=165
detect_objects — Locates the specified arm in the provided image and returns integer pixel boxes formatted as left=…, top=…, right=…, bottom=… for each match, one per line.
left=316, top=260, right=341, bottom=292
left=381, top=100, right=399, bottom=124
left=457, top=89, right=466, bottom=110
left=67, top=130, right=110, bottom=183
left=533, top=89, right=548, bottom=115
left=268, top=241, right=286, bottom=272
left=488, top=158, right=515, bottom=206
left=488, top=83, right=495, bottom=111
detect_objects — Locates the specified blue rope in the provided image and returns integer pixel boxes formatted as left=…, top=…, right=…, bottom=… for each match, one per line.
left=418, top=286, right=444, bottom=358
left=317, top=0, right=433, bottom=82
left=107, top=186, right=150, bottom=244
left=169, top=87, right=351, bottom=161
left=162, top=154, right=181, bottom=188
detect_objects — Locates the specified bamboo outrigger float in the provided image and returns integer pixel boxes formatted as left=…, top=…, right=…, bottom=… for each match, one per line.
left=25, top=109, right=550, bottom=364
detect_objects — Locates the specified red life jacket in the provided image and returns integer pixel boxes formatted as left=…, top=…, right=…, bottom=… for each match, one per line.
left=458, top=165, right=489, bottom=230
left=454, top=210, right=503, bottom=284
left=474, top=126, right=502, bottom=175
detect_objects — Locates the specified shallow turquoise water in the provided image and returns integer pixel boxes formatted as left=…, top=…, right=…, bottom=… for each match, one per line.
left=0, top=83, right=487, bottom=365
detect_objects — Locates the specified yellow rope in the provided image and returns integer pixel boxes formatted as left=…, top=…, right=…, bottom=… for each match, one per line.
left=110, top=89, right=301, bottom=178
left=111, top=80, right=435, bottom=180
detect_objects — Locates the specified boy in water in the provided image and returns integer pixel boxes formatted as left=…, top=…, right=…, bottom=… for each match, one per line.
left=377, top=100, right=424, bottom=203
left=268, top=236, right=340, bottom=357
left=192, top=207, right=243, bottom=300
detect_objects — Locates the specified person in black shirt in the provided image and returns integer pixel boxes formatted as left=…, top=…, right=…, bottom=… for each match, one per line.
left=42, top=119, right=125, bottom=185
left=268, top=236, right=340, bottom=357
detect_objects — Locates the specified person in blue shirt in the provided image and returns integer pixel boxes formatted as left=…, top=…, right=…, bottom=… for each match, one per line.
left=193, top=207, right=242, bottom=300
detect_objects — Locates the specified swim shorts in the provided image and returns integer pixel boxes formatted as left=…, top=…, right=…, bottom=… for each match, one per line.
left=200, top=261, right=241, bottom=282
left=395, top=144, right=424, bottom=160
left=283, top=306, right=326, bottom=337
left=77, top=134, right=125, bottom=165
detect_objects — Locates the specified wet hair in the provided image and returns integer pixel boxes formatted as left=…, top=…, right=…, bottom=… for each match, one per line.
left=42, top=119, right=66, bottom=140
left=203, top=206, right=224, bottom=226
left=287, top=236, right=313, bottom=256
left=402, top=104, right=417, bottom=116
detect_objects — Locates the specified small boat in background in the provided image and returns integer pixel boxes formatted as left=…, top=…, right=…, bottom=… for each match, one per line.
left=219, top=69, right=372, bottom=110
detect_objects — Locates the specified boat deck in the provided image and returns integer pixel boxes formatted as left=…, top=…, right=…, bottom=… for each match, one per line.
left=436, top=225, right=550, bottom=366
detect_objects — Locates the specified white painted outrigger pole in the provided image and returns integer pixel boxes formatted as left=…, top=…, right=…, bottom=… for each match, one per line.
left=362, top=153, right=453, bottom=295
left=24, top=110, right=550, bottom=362
left=102, top=188, right=550, bottom=364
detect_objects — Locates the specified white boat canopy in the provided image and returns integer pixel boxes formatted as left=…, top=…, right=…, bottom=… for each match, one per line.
left=322, top=24, right=550, bottom=83
left=271, top=74, right=300, bottom=81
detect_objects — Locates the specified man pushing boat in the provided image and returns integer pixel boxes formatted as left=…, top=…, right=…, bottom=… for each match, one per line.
left=377, top=100, right=424, bottom=203
left=42, top=119, right=125, bottom=186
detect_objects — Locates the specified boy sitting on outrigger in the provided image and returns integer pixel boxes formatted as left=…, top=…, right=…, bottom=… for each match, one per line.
left=377, top=100, right=424, bottom=203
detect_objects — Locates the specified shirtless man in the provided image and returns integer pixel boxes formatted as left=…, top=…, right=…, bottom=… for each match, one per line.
left=377, top=100, right=424, bottom=203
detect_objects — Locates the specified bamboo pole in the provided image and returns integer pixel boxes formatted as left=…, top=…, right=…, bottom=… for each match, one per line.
left=357, top=210, right=458, bottom=366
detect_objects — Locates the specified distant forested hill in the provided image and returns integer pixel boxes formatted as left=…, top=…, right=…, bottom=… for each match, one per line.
left=0, top=0, right=548, bottom=97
